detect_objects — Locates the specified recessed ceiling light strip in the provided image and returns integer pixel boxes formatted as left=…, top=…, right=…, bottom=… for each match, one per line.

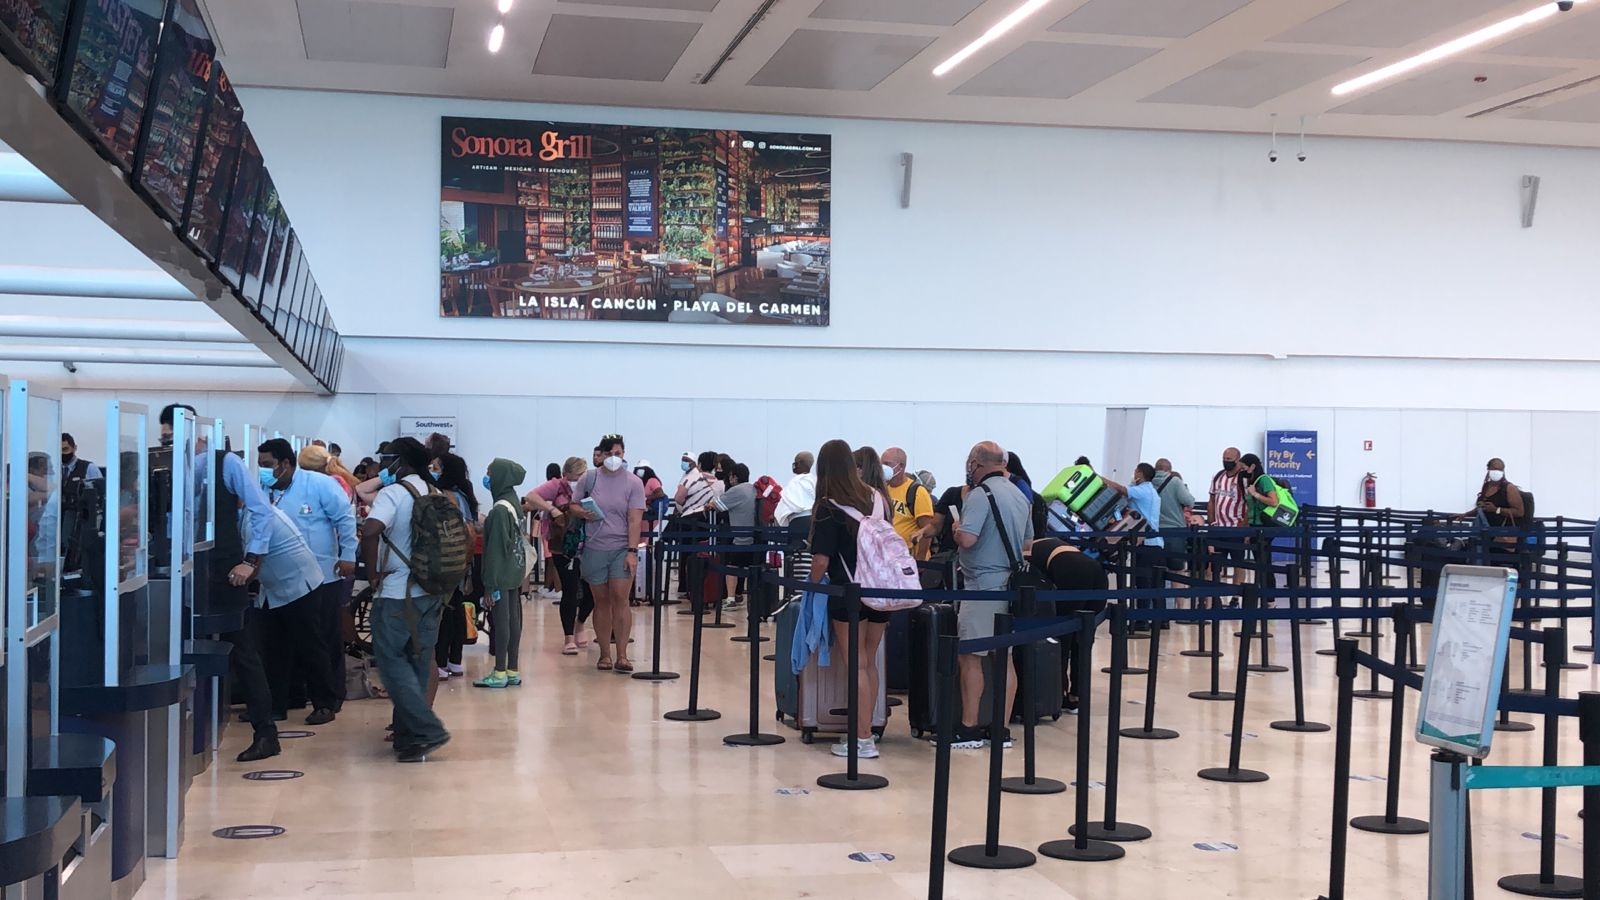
left=932, top=0, right=1054, bottom=77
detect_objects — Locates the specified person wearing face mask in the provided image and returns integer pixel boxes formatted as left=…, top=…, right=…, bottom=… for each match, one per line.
left=713, top=462, right=758, bottom=608
left=528, top=458, right=589, bottom=655
left=852, top=445, right=892, bottom=512
left=1462, top=458, right=1526, bottom=549
left=672, top=450, right=722, bottom=600
left=1208, top=446, right=1248, bottom=591
left=882, top=447, right=936, bottom=561
left=475, top=458, right=529, bottom=688
left=430, top=453, right=482, bottom=682
left=255, top=438, right=355, bottom=726
left=570, top=434, right=646, bottom=672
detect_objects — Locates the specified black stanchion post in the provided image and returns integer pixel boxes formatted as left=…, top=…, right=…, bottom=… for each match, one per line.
left=1002, top=587, right=1065, bottom=796
left=1317, top=537, right=1345, bottom=657
left=1039, top=611, right=1124, bottom=863
left=1249, top=534, right=1285, bottom=673
left=704, top=532, right=737, bottom=630
left=1199, top=585, right=1268, bottom=783
left=927, top=635, right=960, bottom=900
left=1190, top=601, right=1234, bottom=702
left=730, top=532, right=771, bottom=645
left=1181, top=539, right=1218, bottom=659
left=950, top=614, right=1035, bottom=869
left=1272, top=582, right=1329, bottom=733
left=664, top=555, right=721, bottom=722
left=1348, top=535, right=1376, bottom=640
left=1496, top=650, right=1536, bottom=733
left=818, top=584, right=887, bottom=792
left=1579, top=692, right=1599, bottom=900
left=1351, top=606, right=1427, bottom=835
left=1499, top=627, right=1582, bottom=898
left=724, top=561, right=784, bottom=747
left=1352, top=554, right=1393, bottom=700
left=1073, top=603, right=1151, bottom=842
left=1318, top=639, right=1358, bottom=900
left=635, top=541, right=681, bottom=682
left=1124, top=602, right=1179, bottom=740
left=1546, top=542, right=1583, bottom=670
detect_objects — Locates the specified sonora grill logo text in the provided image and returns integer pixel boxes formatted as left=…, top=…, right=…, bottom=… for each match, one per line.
left=451, top=128, right=592, bottom=162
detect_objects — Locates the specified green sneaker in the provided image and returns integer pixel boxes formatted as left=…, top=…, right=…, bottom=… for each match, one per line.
left=473, top=671, right=510, bottom=689
left=506, top=671, right=523, bottom=686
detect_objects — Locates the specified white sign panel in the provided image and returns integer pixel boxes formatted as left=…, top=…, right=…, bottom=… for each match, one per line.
left=399, top=417, right=457, bottom=450
left=1416, top=565, right=1518, bottom=759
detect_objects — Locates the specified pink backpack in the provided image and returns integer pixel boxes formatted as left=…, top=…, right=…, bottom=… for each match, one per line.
left=830, top=495, right=923, bottom=611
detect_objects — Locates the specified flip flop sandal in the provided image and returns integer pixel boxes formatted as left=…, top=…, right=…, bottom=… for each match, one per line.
left=614, top=660, right=635, bottom=673
left=597, top=659, right=614, bottom=671
left=563, top=643, right=579, bottom=656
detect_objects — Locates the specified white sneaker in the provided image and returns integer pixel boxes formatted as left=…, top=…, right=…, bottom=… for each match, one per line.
left=447, top=663, right=465, bottom=676
left=436, top=667, right=451, bottom=679
left=831, top=738, right=879, bottom=759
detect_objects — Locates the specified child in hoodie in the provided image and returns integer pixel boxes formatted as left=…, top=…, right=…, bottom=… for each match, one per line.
left=475, top=458, right=530, bottom=688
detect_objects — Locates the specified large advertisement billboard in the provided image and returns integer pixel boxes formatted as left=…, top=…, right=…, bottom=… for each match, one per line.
left=440, top=116, right=831, bottom=326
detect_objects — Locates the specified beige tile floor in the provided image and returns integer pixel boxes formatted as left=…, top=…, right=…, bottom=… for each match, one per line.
left=137, top=596, right=1599, bottom=900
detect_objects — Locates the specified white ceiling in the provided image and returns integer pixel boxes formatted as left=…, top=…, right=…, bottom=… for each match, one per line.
left=201, top=0, right=1600, bottom=147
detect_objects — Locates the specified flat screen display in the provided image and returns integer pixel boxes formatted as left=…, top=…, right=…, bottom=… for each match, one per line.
left=275, top=244, right=303, bottom=336
left=136, top=0, right=213, bottom=223
left=184, top=64, right=242, bottom=260
left=215, top=127, right=261, bottom=289
left=257, top=206, right=290, bottom=314
left=0, top=0, right=72, bottom=85
left=58, top=0, right=164, bottom=171
left=241, top=173, right=277, bottom=305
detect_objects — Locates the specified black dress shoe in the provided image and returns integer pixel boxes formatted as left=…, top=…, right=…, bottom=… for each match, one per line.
left=306, top=708, right=336, bottom=726
left=236, top=736, right=281, bottom=763
left=397, top=734, right=450, bottom=763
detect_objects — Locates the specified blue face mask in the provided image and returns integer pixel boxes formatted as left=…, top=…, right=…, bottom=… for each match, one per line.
left=379, top=467, right=398, bottom=487
left=482, top=475, right=492, bottom=491
left=258, top=467, right=276, bottom=489
left=681, top=460, right=692, bottom=473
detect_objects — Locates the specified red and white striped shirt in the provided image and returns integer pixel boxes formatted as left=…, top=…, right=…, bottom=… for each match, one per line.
left=1209, top=469, right=1246, bottom=527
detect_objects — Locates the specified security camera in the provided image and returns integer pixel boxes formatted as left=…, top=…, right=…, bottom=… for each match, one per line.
left=1297, top=152, right=1307, bottom=162
left=1268, top=149, right=1279, bottom=163
left=1558, top=1, right=1574, bottom=11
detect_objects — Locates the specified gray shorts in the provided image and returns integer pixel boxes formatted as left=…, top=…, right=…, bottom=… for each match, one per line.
left=957, top=599, right=1011, bottom=653
left=580, top=547, right=630, bottom=585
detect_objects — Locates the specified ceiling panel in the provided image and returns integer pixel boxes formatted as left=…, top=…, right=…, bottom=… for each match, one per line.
left=1489, top=12, right=1600, bottom=60
left=1332, top=61, right=1571, bottom=116
left=532, top=14, right=701, bottom=81
left=1051, top=0, right=1253, bottom=39
left=952, top=42, right=1157, bottom=100
left=297, top=0, right=454, bottom=68
left=1512, top=85, right=1600, bottom=123
left=810, top=0, right=986, bottom=28
left=1144, top=50, right=1367, bottom=107
left=748, top=30, right=933, bottom=91
left=1273, top=0, right=1511, bottom=49
left=561, top=0, right=721, bottom=10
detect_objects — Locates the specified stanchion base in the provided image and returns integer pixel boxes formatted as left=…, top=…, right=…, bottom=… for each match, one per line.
left=1270, top=720, right=1331, bottom=733
left=661, top=598, right=683, bottom=606
left=1494, top=719, right=1536, bottom=733
left=632, top=671, right=681, bottom=682
left=1188, top=690, right=1236, bottom=702
left=1314, top=648, right=1339, bottom=657
left=730, top=635, right=771, bottom=644
left=1000, top=776, right=1066, bottom=795
left=1126, top=632, right=1152, bottom=641
left=1180, top=649, right=1220, bottom=658
left=1575, top=645, right=1594, bottom=654
left=1198, top=767, right=1269, bottom=783
left=1350, top=815, right=1428, bottom=835
left=948, top=844, right=1036, bottom=869
left=887, top=696, right=903, bottom=708
left=1248, top=664, right=1289, bottom=673
left=1496, top=873, right=1583, bottom=898
left=1069, top=822, right=1152, bottom=843
left=1346, top=631, right=1376, bottom=639
left=724, top=733, right=785, bottom=747
left=664, top=708, right=722, bottom=722
left=1302, top=619, right=1328, bottom=626
left=1543, top=662, right=1586, bottom=671
left=1352, top=689, right=1393, bottom=700
left=1408, top=664, right=1427, bottom=673
left=1037, top=838, right=1125, bottom=862
left=703, top=622, right=738, bottom=630
left=816, top=771, right=888, bottom=791
left=762, top=654, right=776, bottom=662
left=1121, top=727, right=1180, bottom=740
left=676, top=608, right=699, bottom=616
left=1102, top=666, right=1149, bottom=676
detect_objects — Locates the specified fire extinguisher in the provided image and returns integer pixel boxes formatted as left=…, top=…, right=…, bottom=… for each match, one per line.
left=1362, top=473, right=1377, bottom=509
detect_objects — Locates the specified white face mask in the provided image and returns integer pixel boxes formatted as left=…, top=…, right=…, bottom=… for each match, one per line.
left=603, top=456, right=625, bottom=472
left=1487, top=470, right=1505, bottom=482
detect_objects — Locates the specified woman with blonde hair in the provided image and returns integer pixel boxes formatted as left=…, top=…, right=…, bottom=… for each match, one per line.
left=299, top=444, right=356, bottom=499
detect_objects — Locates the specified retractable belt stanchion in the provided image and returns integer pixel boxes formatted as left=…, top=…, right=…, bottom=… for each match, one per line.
left=1200, top=585, right=1269, bottom=783
left=1189, top=603, right=1234, bottom=702
left=724, top=562, right=783, bottom=747
left=1249, top=539, right=1287, bottom=674
left=950, top=614, right=1034, bottom=869
left=1002, top=587, right=1065, bottom=796
left=1580, top=692, right=1600, bottom=900
left=817, top=584, right=887, bottom=792
left=634, top=540, right=680, bottom=682
left=1181, top=538, right=1220, bottom=659
left=1039, top=611, right=1124, bottom=863
left=1499, top=627, right=1582, bottom=898
left=1351, top=605, right=1428, bottom=835
left=1353, top=554, right=1394, bottom=700
left=1545, top=541, right=1584, bottom=671
left=1497, top=651, right=1537, bottom=733
left=1317, top=536, right=1346, bottom=657
left=927, top=634, right=960, bottom=900
left=1271, top=560, right=1329, bottom=733
left=1124, top=602, right=1179, bottom=741
left=1318, top=639, right=1359, bottom=900
left=1348, top=534, right=1377, bottom=640
left=704, top=536, right=737, bottom=630
left=730, top=533, right=771, bottom=645
left=664, top=555, right=720, bottom=722
left=1073, top=603, right=1151, bottom=842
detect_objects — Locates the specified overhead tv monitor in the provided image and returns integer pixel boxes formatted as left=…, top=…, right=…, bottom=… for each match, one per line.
left=215, top=127, right=262, bottom=290
left=56, top=0, right=165, bottom=172
left=183, top=64, right=242, bottom=261
left=287, top=274, right=314, bottom=355
left=257, top=205, right=291, bottom=314
left=135, top=0, right=213, bottom=224
left=262, top=226, right=296, bottom=325
left=0, top=0, right=72, bottom=86
left=276, top=247, right=306, bottom=337
left=241, top=173, right=278, bottom=306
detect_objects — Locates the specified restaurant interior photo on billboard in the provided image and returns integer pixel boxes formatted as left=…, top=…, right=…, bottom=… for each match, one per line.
left=440, top=115, right=831, bottom=327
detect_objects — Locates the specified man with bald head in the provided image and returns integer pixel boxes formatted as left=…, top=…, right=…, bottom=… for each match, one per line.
left=772, top=450, right=817, bottom=528
left=1209, top=446, right=1248, bottom=589
left=946, top=440, right=1032, bottom=750
left=883, top=447, right=936, bottom=560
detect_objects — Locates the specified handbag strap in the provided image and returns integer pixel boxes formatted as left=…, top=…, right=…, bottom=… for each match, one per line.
left=978, top=481, right=1024, bottom=572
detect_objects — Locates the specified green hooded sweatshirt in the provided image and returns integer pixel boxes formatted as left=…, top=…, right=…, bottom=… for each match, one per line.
left=481, top=458, right=528, bottom=595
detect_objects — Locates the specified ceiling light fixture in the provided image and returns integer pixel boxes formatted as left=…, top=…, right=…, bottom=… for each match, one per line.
left=488, top=23, right=504, bottom=53
left=1331, top=1, right=1578, bottom=96
left=497, top=0, right=513, bottom=13
left=932, top=0, right=1053, bottom=77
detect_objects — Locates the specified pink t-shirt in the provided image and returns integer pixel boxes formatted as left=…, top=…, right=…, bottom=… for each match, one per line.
left=529, top=478, right=573, bottom=545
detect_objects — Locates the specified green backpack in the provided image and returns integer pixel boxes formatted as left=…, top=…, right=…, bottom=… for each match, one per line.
left=382, top=479, right=473, bottom=595
left=1263, top=479, right=1300, bottom=527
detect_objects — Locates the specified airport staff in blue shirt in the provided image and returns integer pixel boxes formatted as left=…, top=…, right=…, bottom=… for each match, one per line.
left=257, top=437, right=354, bottom=727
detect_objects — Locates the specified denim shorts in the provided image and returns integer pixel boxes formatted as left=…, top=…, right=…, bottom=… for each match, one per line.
left=580, top=547, right=630, bottom=585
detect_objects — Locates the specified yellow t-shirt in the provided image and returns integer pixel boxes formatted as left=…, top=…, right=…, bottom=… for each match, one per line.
left=886, top=478, right=935, bottom=559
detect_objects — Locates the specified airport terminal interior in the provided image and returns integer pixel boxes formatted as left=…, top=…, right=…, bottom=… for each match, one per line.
left=6, top=1, right=1600, bottom=898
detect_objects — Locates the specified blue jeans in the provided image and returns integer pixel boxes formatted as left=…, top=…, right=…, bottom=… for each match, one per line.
left=372, top=594, right=449, bottom=750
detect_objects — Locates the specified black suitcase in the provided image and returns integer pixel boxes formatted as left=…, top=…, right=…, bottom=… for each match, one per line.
left=885, top=608, right=912, bottom=693
left=908, top=602, right=1064, bottom=739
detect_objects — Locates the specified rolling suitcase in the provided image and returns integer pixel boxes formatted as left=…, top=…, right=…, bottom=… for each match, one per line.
left=1042, top=465, right=1122, bottom=530
left=885, top=608, right=912, bottom=693
left=773, top=597, right=889, bottom=744
left=908, top=602, right=1064, bottom=739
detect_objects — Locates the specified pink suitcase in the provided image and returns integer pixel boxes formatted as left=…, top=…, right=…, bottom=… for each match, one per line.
left=795, top=641, right=889, bottom=744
